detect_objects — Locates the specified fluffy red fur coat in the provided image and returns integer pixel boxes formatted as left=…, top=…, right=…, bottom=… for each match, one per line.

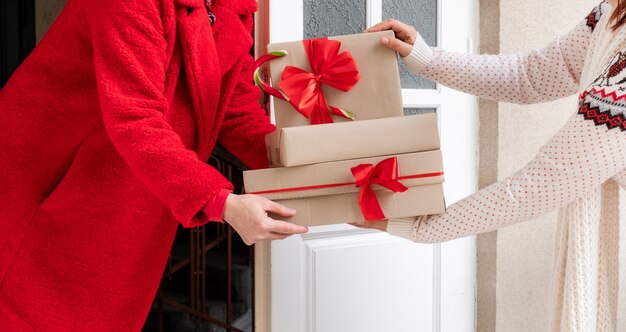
left=0, top=0, right=273, bottom=329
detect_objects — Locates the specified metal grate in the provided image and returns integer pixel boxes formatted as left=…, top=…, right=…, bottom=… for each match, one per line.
left=145, top=146, right=253, bottom=332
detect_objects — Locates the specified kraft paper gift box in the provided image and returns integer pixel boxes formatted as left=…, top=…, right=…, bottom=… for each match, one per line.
left=243, top=151, right=446, bottom=227
left=262, top=31, right=404, bottom=130
left=266, top=113, right=440, bottom=167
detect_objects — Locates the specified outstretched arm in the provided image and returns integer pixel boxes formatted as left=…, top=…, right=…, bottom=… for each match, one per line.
left=386, top=99, right=625, bottom=243
left=368, top=2, right=606, bottom=104
left=87, top=0, right=307, bottom=243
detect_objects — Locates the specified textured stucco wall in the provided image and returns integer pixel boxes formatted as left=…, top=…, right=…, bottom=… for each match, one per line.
left=485, top=1, right=626, bottom=331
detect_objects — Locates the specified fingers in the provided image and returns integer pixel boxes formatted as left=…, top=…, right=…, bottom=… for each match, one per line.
left=365, top=21, right=391, bottom=33
left=381, top=36, right=412, bottom=57
left=366, top=18, right=409, bottom=33
left=238, top=220, right=304, bottom=246
left=264, top=200, right=297, bottom=217
left=267, top=232, right=291, bottom=241
left=249, top=220, right=306, bottom=245
left=266, top=218, right=308, bottom=235
left=226, top=194, right=309, bottom=246
left=349, top=221, right=367, bottom=229
left=252, top=233, right=293, bottom=244
left=366, top=19, right=416, bottom=40
left=349, top=220, right=388, bottom=231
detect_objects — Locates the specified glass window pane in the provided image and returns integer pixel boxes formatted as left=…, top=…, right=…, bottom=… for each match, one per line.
left=404, top=108, right=437, bottom=116
left=304, top=0, right=367, bottom=39
left=383, top=0, right=437, bottom=89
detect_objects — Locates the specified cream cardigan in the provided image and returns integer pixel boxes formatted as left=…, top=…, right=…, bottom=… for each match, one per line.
left=388, top=1, right=625, bottom=330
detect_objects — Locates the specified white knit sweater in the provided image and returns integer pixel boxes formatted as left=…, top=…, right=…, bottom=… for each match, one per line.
left=387, top=2, right=625, bottom=330
left=388, top=1, right=625, bottom=241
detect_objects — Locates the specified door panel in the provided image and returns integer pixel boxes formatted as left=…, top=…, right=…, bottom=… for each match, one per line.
left=272, top=225, right=434, bottom=331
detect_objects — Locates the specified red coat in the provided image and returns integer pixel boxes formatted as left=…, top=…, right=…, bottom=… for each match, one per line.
left=0, top=0, right=273, bottom=330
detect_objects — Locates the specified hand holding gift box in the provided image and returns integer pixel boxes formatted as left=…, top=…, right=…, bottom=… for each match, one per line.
left=244, top=150, right=445, bottom=226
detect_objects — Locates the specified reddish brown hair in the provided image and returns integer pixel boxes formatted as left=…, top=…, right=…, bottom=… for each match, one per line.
left=611, top=0, right=626, bottom=30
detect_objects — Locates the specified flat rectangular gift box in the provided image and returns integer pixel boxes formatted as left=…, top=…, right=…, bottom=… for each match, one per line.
left=243, top=151, right=446, bottom=226
left=267, top=31, right=404, bottom=130
left=266, top=113, right=440, bottom=167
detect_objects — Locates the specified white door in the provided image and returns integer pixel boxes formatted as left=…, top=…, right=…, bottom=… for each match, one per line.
left=254, top=0, right=479, bottom=331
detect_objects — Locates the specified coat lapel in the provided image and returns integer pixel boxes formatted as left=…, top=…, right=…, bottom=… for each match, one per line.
left=174, top=0, right=222, bottom=161
left=210, top=4, right=253, bottom=74
left=168, top=0, right=258, bottom=161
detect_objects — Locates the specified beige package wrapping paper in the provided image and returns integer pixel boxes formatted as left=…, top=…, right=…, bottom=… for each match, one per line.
left=243, top=151, right=446, bottom=226
left=266, top=113, right=440, bottom=167
left=267, top=31, right=403, bottom=130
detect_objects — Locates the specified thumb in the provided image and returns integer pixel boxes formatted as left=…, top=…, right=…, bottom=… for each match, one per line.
left=265, top=200, right=296, bottom=218
left=381, top=37, right=412, bottom=57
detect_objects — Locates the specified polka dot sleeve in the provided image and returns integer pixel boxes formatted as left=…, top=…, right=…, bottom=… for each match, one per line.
left=613, top=171, right=626, bottom=188
left=410, top=111, right=625, bottom=243
left=405, top=18, right=592, bottom=105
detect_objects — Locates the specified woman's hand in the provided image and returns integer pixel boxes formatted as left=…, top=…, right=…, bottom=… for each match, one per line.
left=223, top=193, right=308, bottom=245
left=365, top=18, right=419, bottom=57
left=350, top=220, right=389, bottom=232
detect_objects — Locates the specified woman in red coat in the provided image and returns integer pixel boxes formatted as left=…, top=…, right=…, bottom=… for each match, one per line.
left=0, top=0, right=307, bottom=330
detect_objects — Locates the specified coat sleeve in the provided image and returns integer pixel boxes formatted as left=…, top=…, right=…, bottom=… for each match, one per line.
left=388, top=109, right=626, bottom=243
left=218, top=54, right=276, bottom=170
left=403, top=2, right=604, bottom=105
left=85, top=0, right=233, bottom=227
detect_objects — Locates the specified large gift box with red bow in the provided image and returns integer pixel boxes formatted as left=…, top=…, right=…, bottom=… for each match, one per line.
left=243, top=151, right=445, bottom=226
left=255, top=31, right=403, bottom=129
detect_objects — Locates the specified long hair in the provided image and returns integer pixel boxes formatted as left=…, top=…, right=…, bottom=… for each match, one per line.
left=610, top=0, right=626, bottom=30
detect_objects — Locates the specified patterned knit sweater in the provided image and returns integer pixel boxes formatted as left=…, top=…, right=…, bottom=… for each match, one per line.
left=387, top=2, right=626, bottom=245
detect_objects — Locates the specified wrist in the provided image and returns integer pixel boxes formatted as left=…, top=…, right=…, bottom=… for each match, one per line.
left=402, top=37, right=433, bottom=74
left=203, top=189, right=231, bottom=223
left=222, top=192, right=241, bottom=223
left=387, top=217, right=418, bottom=240
left=223, top=193, right=237, bottom=222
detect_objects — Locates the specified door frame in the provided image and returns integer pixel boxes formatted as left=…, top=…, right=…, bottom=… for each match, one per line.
left=254, top=0, right=479, bottom=330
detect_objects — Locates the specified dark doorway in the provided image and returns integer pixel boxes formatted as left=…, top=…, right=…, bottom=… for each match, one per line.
left=0, top=0, right=36, bottom=87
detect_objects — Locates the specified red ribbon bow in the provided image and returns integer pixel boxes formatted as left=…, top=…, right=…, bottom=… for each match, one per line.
left=253, top=38, right=360, bottom=125
left=351, top=157, right=409, bottom=221
left=278, top=38, right=360, bottom=124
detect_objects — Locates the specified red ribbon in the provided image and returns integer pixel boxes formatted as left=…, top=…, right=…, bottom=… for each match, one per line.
left=248, top=157, right=444, bottom=222
left=278, top=38, right=360, bottom=124
left=351, top=157, right=409, bottom=221
left=249, top=170, right=443, bottom=196
left=254, top=38, right=360, bottom=125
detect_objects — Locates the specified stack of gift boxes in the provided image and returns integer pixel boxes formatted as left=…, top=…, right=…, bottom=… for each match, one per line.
left=243, top=31, right=446, bottom=227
